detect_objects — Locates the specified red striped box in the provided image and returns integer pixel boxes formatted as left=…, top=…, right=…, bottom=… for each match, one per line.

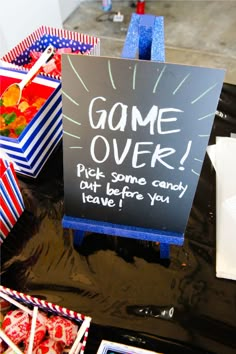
left=1, top=25, right=100, bottom=80
left=0, top=285, right=91, bottom=353
left=0, top=158, right=24, bottom=243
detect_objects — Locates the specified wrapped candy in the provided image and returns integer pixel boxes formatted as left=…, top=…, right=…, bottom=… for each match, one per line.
left=42, top=59, right=57, bottom=74
left=0, top=313, right=4, bottom=326
left=0, top=293, right=84, bottom=353
left=23, top=48, right=81, bottom=77
left=2, top=310, right=30, bottom=344
left=0, top=299, right=11, bottom=314
left=24, top=316, right=47, bottom=351
left=0, top=338, right=6, bottom=354
left=33, top=338, right=63, bottom=354
left=56, top=48, right=72, bottom=54
left=46, top=316, right=78, bottom=346
left=35, top=311, right=48, bottom=326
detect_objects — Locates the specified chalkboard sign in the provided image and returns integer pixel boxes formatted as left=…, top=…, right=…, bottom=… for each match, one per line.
left=62, top=55, right=224, bottom=234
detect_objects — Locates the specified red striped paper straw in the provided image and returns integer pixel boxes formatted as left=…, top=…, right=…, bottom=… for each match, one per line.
left=69, top=317, right=91, bottom=354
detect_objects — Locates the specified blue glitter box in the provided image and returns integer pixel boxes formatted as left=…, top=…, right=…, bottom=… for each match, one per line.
left=1, top=25, right=100, bottom=80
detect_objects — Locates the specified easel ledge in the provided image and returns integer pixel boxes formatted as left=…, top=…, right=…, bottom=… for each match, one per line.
left=62, top=215, right=184, bottom=259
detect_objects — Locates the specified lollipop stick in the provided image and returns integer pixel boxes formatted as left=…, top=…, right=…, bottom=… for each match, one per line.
left=4, top=349, right=13, bottom=354
left=74, top=342, right=82, bottom=354
left=68, top=318, right=91, bottom=354
left=27, top=306, right=38, bottom=354
left=0, top=329, right=23, bottom=354
left=0, top=291, right=46, bottom=327
left=0, top=291, right=32, bottom=315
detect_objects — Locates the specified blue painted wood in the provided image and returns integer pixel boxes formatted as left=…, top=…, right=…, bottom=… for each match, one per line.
left=151, top=16, right=165, bottom=62
left=73, top=230, right=85, bottom=247
left=138, top=14, right=155, bottom=60
left=121, top=13, right=165, bottom=62
left=160, top=243, right=170, bottom=259
left=62, top=13, right=182, bottom=258
left=63, top=216, right=184, bottom=246
left=121, top=13, right=140, bottom=59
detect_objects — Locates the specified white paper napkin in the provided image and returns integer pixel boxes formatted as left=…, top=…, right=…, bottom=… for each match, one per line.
left=207, top=137, right=236, bottom=280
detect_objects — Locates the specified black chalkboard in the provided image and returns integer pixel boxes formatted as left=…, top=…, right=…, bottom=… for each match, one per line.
left=62, top=55, right=224, bottom=234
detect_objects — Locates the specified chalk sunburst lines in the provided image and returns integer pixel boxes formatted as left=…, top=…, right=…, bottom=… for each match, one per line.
left=197, top=112, right=216, bottom=121
left=153, top=65, right=167, bottom=93
left=62, top=89, right=79, bottom=106
left=67, top=55, right=89, bottom=92
left=194, top=158, right=203, bottom=163
left=191, top=83, right=218, bottom=173
left=132, top=63, right=137, bottom=90
left=191, top=169, right=200, bottom=176
left=159, top=66, right=219, bottom=177
left=63, top=131, right=81, bottom=140
left=108, top=59, right=117, bottom=90
left=191, top=157, right=204, bottom=176
left=191, top=82, right=218, bottom=104
left=63, top=114, right=81, bottom=126
left=172, top=73, right=190, bottom=95
left=62, top=55, right=92, bottom=149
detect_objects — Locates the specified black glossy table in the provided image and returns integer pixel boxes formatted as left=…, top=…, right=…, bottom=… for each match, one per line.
left=1, top=83, right=236, bottom=354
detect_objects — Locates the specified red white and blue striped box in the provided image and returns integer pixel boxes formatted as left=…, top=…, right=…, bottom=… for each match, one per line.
left=0, top=67, right=62, bottom=178
left=0, top=285, right=91, bottom=353
left=1, top=25, right=100, bottom=80
left=0, top=158, right=24, bottom=243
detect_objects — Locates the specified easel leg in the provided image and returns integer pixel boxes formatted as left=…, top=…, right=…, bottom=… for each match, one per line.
left=73, top=230, right=85, bottom=247
left=160, top=243, right=170, bottom=258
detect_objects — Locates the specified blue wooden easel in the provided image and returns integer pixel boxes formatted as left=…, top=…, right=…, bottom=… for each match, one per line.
left=62, top=14, right=184, bottom=258
left=121, top=13, right=165, bottom=62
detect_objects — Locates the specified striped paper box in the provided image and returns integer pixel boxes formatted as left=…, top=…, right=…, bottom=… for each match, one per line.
left=1, top=25, right=100, bottom=80
left=0, top=67, right=62, bottom=178
left=0, top=285, right=91, bottom=354
left=0, top=159, right=24, bottom=243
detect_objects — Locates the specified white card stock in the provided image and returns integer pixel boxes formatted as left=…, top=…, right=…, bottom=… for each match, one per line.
left=207, top=137, right=236, bottom=280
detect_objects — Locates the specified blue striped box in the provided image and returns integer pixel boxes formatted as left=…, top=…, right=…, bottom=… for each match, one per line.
left=0, top=67, right=62, bottom=178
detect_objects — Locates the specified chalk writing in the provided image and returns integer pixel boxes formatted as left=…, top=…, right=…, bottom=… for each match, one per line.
left=62, top=55, right=224, bottom=232
left=147, top=193, right=170, bottom=205
left=76, top=165, right=188, bottom=211
left=88, top=96, right=182, bottom=135
left=77, top=164, right=105, bottom=180
left=82, top=193, right=116, bottom=207
left=151, top=180, right=188, bottom=198
left=111, top=172, right=146, bottom=185
left=90, top=136, right=192, bottom=170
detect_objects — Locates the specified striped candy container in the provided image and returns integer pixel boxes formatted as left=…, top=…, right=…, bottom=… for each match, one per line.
left=0, top=67, right=62, bottom=178
left=1, top=25, right=100, bottom=80
left=0, top=159, right=24, bottom=243
left=0, top=27, right=100, bottom=178
left=0, top=285, right=91, bottom=354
